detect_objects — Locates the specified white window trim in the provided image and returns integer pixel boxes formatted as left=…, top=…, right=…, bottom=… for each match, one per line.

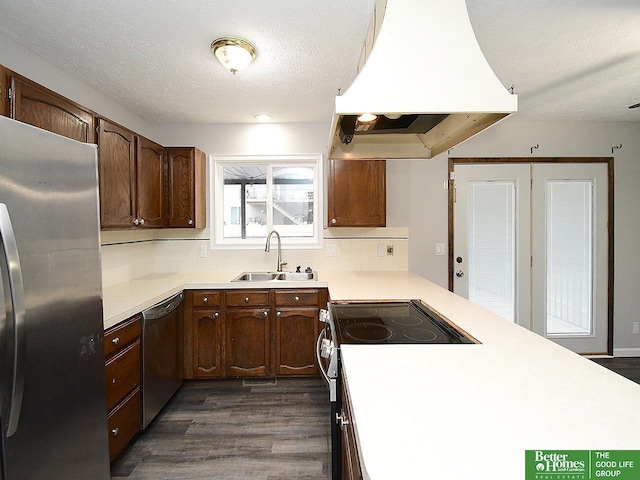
left=210, top=154, right=323, bottom=250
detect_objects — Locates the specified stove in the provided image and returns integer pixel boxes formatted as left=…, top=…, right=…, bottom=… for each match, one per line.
left=330, top=300, right=474, bottom=345
left=316, top=299, right=476, bottom=480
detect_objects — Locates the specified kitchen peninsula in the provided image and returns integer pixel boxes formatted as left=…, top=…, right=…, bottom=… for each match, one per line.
left=103, top=271, right=640, bottom=479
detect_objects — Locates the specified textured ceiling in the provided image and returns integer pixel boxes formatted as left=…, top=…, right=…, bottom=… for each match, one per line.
left=0, top=0, right=638, bottom=124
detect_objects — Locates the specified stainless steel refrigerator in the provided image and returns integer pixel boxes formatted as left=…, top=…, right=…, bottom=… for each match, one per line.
left=0, top=116, right=111, bottom=479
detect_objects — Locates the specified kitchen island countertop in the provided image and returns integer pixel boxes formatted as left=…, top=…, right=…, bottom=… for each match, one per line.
left=102, top=271, right=640, bottom=479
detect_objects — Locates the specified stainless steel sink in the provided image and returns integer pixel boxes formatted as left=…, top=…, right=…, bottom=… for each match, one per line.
left=231, top=271, right=317, bottom=282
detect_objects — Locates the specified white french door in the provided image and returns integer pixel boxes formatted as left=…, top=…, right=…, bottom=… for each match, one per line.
left=452, top=162, right=609, bottom=354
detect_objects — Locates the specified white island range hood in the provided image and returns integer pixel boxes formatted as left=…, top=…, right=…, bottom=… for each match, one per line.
left=329, top=0, right=517, bottom=160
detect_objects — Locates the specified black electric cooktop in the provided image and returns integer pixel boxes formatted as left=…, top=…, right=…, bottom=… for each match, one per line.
left=330, top=300, right=475, bottom=345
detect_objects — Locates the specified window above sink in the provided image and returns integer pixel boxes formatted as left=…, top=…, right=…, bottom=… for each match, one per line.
left=210, top=155, right=323, bottom=250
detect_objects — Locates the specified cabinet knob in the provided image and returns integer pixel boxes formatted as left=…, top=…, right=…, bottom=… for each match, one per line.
left=203, top=297, right=208, bottom=303
left=133, top=218, right=140, bottom=226
left=331, top=218, right=337, bottom=224
left=263, top=311, right=268, bottom=317
left=111, top=378, right=116, bottom=384
left=111, top=427, right=119, bottom=437
left=277, top=311, right=281, bottom=317
left=111, top=337, right=120, bottom=346
left=188, top=219, right=193, bottom=225
left=214, top=312, right=219, bottom=318
left=245, top=297, right=250, bottom=304
left=294, top=296, right=300, bottom=303
left=139, top=218, right=145, bottom=225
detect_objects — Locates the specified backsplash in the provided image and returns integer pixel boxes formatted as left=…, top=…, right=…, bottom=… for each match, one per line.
left=100, top=227, right=408, bottom=288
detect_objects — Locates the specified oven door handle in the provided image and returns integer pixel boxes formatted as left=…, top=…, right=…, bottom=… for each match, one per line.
left=316, top=329, right=331, bottom=386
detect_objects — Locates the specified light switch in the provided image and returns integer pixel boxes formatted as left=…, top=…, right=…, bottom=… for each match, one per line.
left=435, top=243, right=446, bottom=256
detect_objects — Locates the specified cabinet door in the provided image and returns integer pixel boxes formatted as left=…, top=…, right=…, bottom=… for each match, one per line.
left=275, top=307, right=319, bottom=375
left=136, top=136, right=166, bottom=227
left=11, top=75, right=95, bottom=143
left=98, top=118, right=137, bottom=228
left=225, top=308, right=270, bottom=377
left=0, top=65, right=10, bottom=117
left=341, top=377, right=362, bottom=480
left=167, top=147, right=206, bottom=228
left=328, top=159, right=386, bottom=227
left=192, top=309, right=223, bottom=378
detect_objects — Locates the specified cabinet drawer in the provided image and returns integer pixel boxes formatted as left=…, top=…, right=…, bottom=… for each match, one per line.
left=104, top=315, right=141, bottom=358
left=275, top=290, right=320, bottom=307
left=107, top=387, right=141, bottom=462
left=105, top=340, right=141, bottom=412
left=226, top=290, right=269, bottom=307
left=192, top=290, right=222, bottom=308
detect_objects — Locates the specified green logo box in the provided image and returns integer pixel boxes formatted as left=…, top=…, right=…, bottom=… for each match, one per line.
left=526, top=450, right=640, bottom=480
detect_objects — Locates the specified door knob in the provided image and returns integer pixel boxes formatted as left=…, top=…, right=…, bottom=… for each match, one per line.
left=456, top=270, right=464, bottom=277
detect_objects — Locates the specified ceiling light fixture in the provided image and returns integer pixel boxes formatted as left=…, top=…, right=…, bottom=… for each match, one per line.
left=211, top=37, right=256, bottom=74
left=254, top=114, right=272, bottom=122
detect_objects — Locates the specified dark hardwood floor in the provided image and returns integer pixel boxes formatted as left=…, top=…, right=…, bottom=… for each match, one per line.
left=111, top=377, right=330, bottom=480
left=591, top=357, right=640, bottom=385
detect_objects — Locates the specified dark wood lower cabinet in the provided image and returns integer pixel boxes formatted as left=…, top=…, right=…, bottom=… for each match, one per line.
left=104, top=314, right=142, bottom=463
left=184, top=288, right=327, bottom=380
left=275, top=307, right=321, bottom=375
left=192, top=309, right=224, bottom=377
left=225, top=308, right=270, bottom=377
left=341, top=375, right=363, bottom=480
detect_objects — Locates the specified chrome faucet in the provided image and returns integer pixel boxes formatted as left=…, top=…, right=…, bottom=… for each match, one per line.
left=265, top=230, right=287, bottom=272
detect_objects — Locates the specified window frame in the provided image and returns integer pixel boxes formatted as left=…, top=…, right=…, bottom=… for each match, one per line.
left=210, top=154, right=323, bottom=249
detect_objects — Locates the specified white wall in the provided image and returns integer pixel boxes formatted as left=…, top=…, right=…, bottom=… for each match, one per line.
left=403, top=117, right=640, bottom=354
left=0, top=32, right=157, bottom=140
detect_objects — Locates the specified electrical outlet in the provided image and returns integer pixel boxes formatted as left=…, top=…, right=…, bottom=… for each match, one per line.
left=386, top=245, right=394, bottom=256
left=326, top=244, right=337, bottom=257
left=435, top=243, right=446, bottom=256
left=377, top=244, right=385, bottom=257
left=199, top=245, right=208, bottom=258
left=633, top=322, right=639, bottom=335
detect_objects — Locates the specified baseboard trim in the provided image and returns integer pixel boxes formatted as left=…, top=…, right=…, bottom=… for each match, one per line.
left=612, top=347, right=640, bottom=357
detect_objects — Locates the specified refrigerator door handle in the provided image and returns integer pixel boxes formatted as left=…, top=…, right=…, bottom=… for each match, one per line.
left=0, top=203, right=26, bottom=437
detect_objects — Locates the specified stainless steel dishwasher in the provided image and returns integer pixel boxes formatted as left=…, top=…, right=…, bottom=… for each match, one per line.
left=141, top=291, right=184, bottom=429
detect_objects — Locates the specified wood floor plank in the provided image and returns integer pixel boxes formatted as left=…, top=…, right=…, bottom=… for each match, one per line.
left=111, top=378, right=330, bottom=480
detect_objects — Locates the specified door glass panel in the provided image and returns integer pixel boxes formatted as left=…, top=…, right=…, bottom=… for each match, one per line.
left=546, top=181, right=593, bottom=335
left=272, top=167, right=314, bottom=238
left=467, top=181, right=516, bottom=322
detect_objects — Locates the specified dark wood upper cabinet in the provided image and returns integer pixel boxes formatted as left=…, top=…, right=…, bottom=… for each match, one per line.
left=166, top=147, right=206, bottom=228
left=136, top=136, right=166, bottom=227
left=10, top=75, right=95, bottom=143
left=328, top=159, right=386, bottom=227
left=98, top=118, right=137, bottom=229
left=0, top=65, right=10, bottom=117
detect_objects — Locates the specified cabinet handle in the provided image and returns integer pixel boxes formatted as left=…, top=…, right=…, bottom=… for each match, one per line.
left=203, top=297, right=208, bottom=303
left=245, top=297, right=250, bottom=304
left=294, top=296, right=300, bottom=303
left=111, top=337, right=120, bottom=346
left=133, top=218, right=140, bottom=226
left=214, top=312, right=219, bottom=318
left=111, top=427, right=119, bottom=437
left=263, top=311, right=268, bottom=317
left=188, top=219, right=193, bottom=225
left=331, top=218, right=337, bottom=224
left=139, top=218, right=145, bottom=225
left=336, top=412, right=350, bottom=427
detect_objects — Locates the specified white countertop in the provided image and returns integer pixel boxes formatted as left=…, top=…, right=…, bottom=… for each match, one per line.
left=102, top=271, right=640, bottom=479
